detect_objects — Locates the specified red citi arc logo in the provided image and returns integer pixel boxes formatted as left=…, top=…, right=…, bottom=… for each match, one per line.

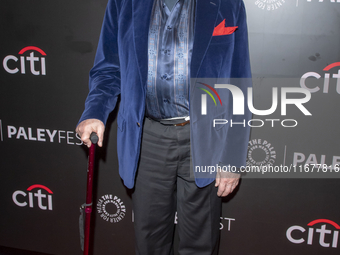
left=12, top=184, right=53, bottom=210
left=300, top=62, right=340, bottom=94
left=286, top=219, right=339, bottom=248
left=3, top=46, right=46, bottom=75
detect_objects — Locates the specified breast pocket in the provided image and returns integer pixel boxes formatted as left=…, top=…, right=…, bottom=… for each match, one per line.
left=210, top=33, right=235, bottom=45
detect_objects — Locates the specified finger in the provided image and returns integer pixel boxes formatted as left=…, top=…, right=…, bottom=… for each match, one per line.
left=75, top=124, right=83, bottom=138
left=96, top=126, right=105, bottom=148
left=76, top=122, right=89, bottom=146
left=233, top=179, right=239, bottom=189
left=81, top=131, right=92, bottom=148
left=215, top=171, right=221, bottom=187
left=217, top=181, right=227, bottom=196
left=221, top=183, right=233, bottom=197
left=83, top=126, right=96, bottom=147
left=224, top=180, right=239, bottom=196
left=229, top=179, right=239, bottom=192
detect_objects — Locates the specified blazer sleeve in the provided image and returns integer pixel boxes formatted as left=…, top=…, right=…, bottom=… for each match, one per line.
left=219, top=0, right=252, bottom=170
left=78, top=0, right=121, bottom=126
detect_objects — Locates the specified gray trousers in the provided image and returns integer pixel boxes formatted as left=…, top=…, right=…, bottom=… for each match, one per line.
left=132, top=117, right=222, bottom=255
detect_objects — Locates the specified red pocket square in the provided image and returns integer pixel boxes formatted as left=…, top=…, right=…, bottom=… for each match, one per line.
left=213, top=19, right=238, bottom=36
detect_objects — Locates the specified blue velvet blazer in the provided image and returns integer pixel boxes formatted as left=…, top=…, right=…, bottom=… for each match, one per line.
left=79, top=0, right=252, bottom=188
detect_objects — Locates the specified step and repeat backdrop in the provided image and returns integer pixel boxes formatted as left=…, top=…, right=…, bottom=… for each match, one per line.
left=1, top=0, right=340, bottom=254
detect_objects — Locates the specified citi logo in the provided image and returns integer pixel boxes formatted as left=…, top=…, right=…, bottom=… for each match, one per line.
left=300, top=62, right=340, bottom=94
left=286, top=219, right=339, bottom=248
left=3, top=46, right=46, bottom=75
left=12, top=184, right=53, bottom=211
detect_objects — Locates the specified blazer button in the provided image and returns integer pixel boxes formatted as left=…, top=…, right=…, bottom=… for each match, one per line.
left=137, top=122, right=140, bottom=127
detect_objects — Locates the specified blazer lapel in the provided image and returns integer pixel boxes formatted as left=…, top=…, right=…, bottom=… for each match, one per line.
left=133, top=0, right=155, bottom=92
left=191, top=0, right=220, bottom=78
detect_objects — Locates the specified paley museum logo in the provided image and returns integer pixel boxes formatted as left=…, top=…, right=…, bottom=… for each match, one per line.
left=255, top=0, right=340, bottom=11
left=197, top=81, right=312, bottom=128
left=254, top=0, right=286, bottom=11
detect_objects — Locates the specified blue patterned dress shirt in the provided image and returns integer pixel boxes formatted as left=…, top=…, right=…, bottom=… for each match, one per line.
left=146, top=0, right=195, bottom=119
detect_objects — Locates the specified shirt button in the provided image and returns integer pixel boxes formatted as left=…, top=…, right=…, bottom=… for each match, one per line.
left=167, top=26, right=172, bottom=30
left=137, top=122, right=140, bottom=127
left=161, top=74, right=168, bottom=80
left=162, top=49, right=171, bottom=56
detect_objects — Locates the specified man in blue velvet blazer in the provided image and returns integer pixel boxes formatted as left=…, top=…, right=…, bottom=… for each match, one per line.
left=77, top=0, right=251, bottom=254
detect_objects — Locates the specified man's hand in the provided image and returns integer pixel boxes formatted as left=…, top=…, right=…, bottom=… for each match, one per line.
left=76, top=119, right=105, bottom=147
left=215, top=171, right=240, bottom=197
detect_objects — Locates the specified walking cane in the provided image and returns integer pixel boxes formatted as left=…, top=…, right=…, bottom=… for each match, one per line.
left=79, top=132, right=98, bottom=255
